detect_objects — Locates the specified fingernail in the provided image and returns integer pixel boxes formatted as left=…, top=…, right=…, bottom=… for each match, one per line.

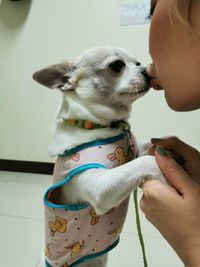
left=151, top=138, right=163, bottom=143
left=156, top=145, right=169, bottom=156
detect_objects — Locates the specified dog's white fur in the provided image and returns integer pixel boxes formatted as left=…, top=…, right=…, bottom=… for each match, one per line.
left=33, top=46, right=166, bottom=267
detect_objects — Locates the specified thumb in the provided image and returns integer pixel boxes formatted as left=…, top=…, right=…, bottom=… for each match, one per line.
left=155, top=146, right=196, bottom=195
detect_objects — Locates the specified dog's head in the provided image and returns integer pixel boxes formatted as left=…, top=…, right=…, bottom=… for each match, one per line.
left=33, top=46, right=150, bottom=108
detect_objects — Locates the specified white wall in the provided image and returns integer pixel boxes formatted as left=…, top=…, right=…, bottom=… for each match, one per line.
left=0, top=0, right=199, bottom=163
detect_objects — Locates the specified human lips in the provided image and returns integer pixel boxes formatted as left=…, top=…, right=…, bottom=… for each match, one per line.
left=151, top=78, right=163, bottom=90
left=147, top=64, right=163, bottom=90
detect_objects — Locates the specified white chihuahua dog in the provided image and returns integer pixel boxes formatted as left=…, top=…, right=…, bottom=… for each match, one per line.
left=33, top=46, right=166, bottom=267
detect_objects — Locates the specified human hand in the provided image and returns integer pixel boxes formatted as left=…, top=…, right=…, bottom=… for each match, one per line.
left=140, top=145, right=200, bottom=267
left=148, top=137, right=200, bottom=185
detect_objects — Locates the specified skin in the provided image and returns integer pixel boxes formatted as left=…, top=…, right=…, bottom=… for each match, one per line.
left=140, top=0, right=200, bottom=266
left=147, top=0, right=200, bottom=111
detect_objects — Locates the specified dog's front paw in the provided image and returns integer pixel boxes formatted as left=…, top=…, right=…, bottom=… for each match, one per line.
left=137, top=140, right=152, bottom=157
left=138, top=155, right=167, bottom=185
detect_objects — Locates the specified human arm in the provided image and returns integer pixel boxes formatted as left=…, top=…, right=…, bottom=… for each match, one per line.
left=140, top=140, right=200, bottom=267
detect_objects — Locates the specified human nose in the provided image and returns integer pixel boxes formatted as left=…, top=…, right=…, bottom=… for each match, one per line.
left=146, top=63, right=155, bottom=77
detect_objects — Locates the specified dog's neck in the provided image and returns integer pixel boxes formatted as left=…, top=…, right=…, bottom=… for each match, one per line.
left=48, top=92, right=132, bottom=157
left=59, top=92, right=131, bottom=124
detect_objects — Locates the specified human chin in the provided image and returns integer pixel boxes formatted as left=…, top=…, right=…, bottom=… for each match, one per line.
left=166, top=94, right=198, bottom=112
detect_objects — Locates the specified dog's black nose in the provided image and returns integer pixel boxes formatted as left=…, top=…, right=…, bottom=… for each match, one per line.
left=141, top=68, right=151, bottom=83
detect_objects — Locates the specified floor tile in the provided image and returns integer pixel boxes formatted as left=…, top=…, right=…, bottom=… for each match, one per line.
left=123, top=190, right=162, bottom=238
left=108, top=232, right=182, bottom=267
left=0, top=171, right=19, bottom=185
left=12, top=172, right=52, bottom=187
left=0, top=214, right=44, bottom=267
left=0, top=174, right=49, bottom=220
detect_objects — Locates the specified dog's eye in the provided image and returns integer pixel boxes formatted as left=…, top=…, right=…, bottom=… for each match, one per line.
left=108, top=60, right=125, bottom=73
left=135, top=61, right=141, bottom=66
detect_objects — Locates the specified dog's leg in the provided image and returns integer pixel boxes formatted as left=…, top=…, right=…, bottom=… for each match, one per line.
left=137, top=140, right=152, bottom=156
left=70, top=155, right=166, bottom=215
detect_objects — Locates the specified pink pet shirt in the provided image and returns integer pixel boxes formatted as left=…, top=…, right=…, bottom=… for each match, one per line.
left=44, top=128, right=137, bottom=267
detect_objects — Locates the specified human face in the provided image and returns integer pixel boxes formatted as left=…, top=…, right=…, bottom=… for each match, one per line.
left=147, top=0, right=200, bottom=111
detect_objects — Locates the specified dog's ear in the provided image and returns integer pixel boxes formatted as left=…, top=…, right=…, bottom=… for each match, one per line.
left=32, top=61, right=75, bottom=91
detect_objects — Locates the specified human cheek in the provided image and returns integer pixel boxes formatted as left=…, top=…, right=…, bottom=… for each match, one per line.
left=148, top=16, right=170, bottom=89
left=148, top=0, right=168, bottom=62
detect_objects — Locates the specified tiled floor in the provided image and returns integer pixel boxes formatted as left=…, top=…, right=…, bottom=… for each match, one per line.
left=0, top=171, right=183, bottom=267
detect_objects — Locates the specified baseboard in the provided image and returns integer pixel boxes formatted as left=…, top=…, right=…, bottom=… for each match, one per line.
left=0, top=159, right=54, bottom=175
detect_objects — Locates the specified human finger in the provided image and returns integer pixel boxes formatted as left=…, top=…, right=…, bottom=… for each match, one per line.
left=151, top=136, right=199, bottom=165
left=155, top=146, right=197, bottom=195
left=148, top=144, right=185, bottom=167
left=139, top=179, right=180, bottom=218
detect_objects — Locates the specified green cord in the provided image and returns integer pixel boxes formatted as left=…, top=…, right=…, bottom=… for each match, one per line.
left=134, top=189, right=148, bottom=267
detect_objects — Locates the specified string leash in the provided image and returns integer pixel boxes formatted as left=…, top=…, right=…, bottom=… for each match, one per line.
left=134, top=189, right=148, bottom=267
